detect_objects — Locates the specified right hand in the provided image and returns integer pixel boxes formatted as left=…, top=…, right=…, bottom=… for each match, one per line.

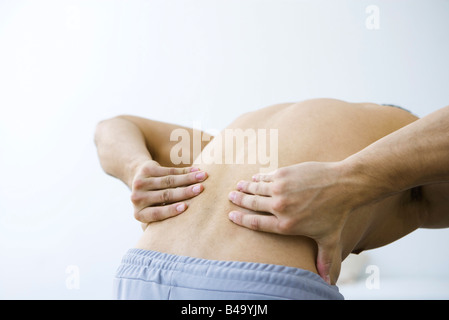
left=130, top=160, right=208, bottom=224
left=227, top=161, right=361, bottom=284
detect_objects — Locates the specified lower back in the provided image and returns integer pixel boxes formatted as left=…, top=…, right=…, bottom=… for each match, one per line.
left=136, top=160, right=319, bottom=274
left=135, top=99, right=419, bottom=278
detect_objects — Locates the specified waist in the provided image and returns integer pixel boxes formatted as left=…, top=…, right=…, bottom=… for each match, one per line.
left=114, top=248, right=344, bottom=300
left=135, top=200, right=319, bottom=274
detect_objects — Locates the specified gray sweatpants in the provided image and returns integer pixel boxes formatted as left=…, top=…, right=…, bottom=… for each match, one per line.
left=112, top=248, right=344, bottom=300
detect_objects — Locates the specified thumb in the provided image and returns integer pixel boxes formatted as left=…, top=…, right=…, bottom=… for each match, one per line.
left=315, top=239, right=339, bottom=285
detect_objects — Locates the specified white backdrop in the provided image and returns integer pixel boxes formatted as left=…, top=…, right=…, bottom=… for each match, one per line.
left=0, top=0, right=448, bottom=299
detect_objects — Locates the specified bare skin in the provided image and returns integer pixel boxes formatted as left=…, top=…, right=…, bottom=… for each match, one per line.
left=95, top=116, right=213, bottom=222
left=229, top=103, right=449, bottom=282
left=95, top=98, right=435, bottom=285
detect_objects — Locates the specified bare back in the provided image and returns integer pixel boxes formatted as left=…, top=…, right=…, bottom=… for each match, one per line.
left=136, top=99, right=423, bottom=282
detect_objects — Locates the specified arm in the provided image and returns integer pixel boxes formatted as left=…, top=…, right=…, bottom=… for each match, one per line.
left=344, top=105, right=449, bottom=228
left=95, top=116, right=153, bottom=188
left=94, top=115, right=212, bottom=223
left=95, top=115, right=213, bottom=187
left=228, top=104, right=449, bottom=283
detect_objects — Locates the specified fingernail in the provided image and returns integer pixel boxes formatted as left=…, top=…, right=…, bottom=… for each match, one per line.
left=252, top=175, right=258, bottom=181
left=190, top=167, right=200, bottom=172
left=228, top=191, right=236, bottom=202
left=236, top=181, right=245, bottom=190
left=192, top=185, right=202, bottom=194
left=228, top=211, right=236, bottom=221
left=176, top=203, right=186, bottom=212
left=195, top=172, right=206, bottom=180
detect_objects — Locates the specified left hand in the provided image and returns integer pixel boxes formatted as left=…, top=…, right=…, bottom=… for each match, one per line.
left=131, top=160, right=208, bottom=224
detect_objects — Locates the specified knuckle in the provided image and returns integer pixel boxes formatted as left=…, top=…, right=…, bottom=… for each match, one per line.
left=141, top=164, right=153, bottom=176
left=271, top=196, right=287, bottom=212
left=277, top=218, right=293, bottom=234
left=163, top=175, right=175, bottom=188
left=249, top=216, right=260, bottom=231
left=251, top=196, right=259, bottom=212
left=161, top=189, right=172, bottom=203
left=189, top=172, right=198, bottom=183
left=253, top=182, right=261, bottom=194
left=132, top=178, right=144, bottom=190
left=150, top=208, right=162, bottom=222
left=130, top=191, right=142, bottom=205
left=184, top=186, right=193, bottom=198
left=133, top=209, right=144, bottom=222
left=274, top=167, right=287, bottom=179
left=271, top=180, right=285, bottom=195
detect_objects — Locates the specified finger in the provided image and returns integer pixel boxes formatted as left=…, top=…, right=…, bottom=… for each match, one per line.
left=152, top=183, right=205, bottom=205
left=228, top=210, right=281, bottom=233
left=135, top=171, right=208, bottom=190
left=252, top=171, right=275, bottom=182
left=131, top=183, right=204, bottom=208
left=315, top=240, right=339, bottom=285
left=155, top=171, right=207, bottom=189
left=236, top=180, right=272, bottom=196
left=228, top=191, right=272, bottom=213
left=143, top=164, right=199, bottom=177
left=135, top=202, right=188, bottom=223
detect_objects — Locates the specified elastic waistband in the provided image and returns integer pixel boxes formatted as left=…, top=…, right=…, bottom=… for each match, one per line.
left=115, top=248, right=343, bottom=300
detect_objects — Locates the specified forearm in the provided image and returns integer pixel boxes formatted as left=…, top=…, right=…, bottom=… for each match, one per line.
left=95, top=116, right=152, bottom=188
left=343, top=105, right=449, bottom=205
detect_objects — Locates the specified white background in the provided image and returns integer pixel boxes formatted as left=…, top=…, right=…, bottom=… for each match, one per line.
left=0, top=0, right=448, bottom=299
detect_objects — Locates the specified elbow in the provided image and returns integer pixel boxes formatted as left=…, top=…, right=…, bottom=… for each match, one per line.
left=94, top=115, right=128, bottom=146
left=94, top=118, right=112, bottom=147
